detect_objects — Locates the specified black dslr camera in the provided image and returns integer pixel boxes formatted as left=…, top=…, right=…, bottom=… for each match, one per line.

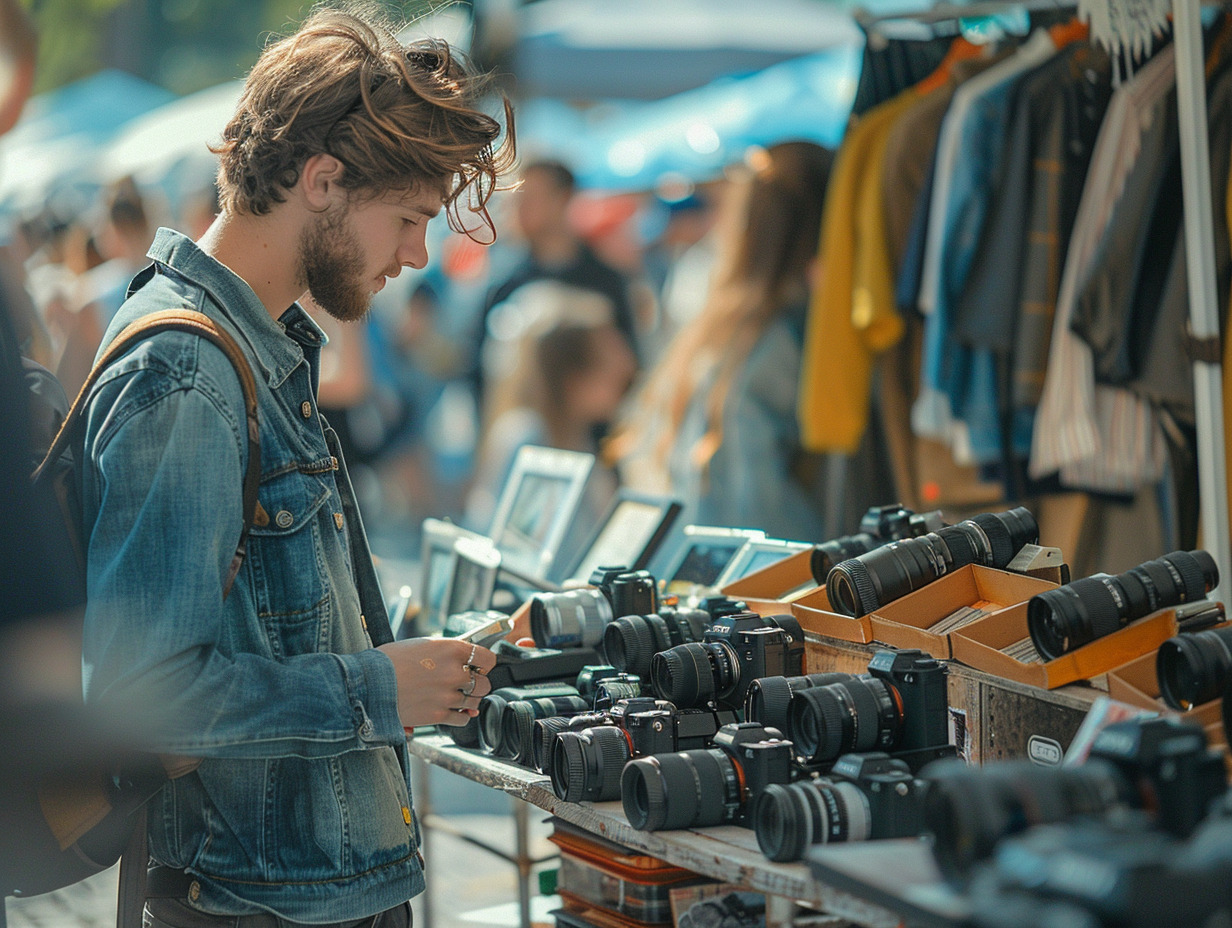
left=621, top=722, right=795, bottom=830
left=753, top=752, right=926, bottom=861
left=603, top=596, right=747, bottom=681
left=529, top=566, right=657, bottom=652
left=651, top=611, right=805, bottom=711
left=787, top=649, right=954, bottom=770
left=810, top=504, right=945, bottom=585
left=550, top=698, right=739, bottom=803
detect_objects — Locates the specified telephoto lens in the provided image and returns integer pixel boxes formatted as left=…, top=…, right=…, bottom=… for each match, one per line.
left=744, top=673, right=851, bottom=734
left=1027, top=550, right=1220, bottom=661
left=810, top=506, right=946, bottom=584
left=501, top=694, right=593, bottom=765
left=752, top=753, right=925, bottom=861
left=476, top=683, right=582, bottom=757
left=603, top=609, right=709, bottom=680
left=531, top=712, right=612, bottom=773
left=810, top=534, right=878, bottom=586
left=621, top=723, right=793, bottom=831
left=1157, top=626, right=1232, bottom=711
left=826, top=507, right=1039, bottom=618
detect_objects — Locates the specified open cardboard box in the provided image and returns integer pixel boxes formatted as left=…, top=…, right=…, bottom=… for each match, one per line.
left=951, top=603, right=1180, bottom=690
left=790, top=585, right=874, bottom=643
left=868, top=565, right=1059, bottom=660
left=1106, top=642, right=1225, bottom=727
left=721, top=548, right=818, bottom=617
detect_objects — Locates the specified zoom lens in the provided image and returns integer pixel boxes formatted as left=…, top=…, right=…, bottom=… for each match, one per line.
left=1028, top=551, right=1219, bottom=661
left=552, top=726, right=634, bottom=802
left=532, top=712, right=612, bottom=773
left=501, top=695, right=591, bottom=764
left=621, top=749, right=742, bottom=830
left=922, top=757, right=1134, bottom=885
left=529, top=589, right=614, bottom=650
left=811, top=534, right=877, bottom=585
left=753, top=780, right=871, bottom=861
left=1158, top=627, right=1232, bottom=711
left=745, top=673, right=850, bottom=733
left=826, top=508, right=1038, bottom=618
left=651, top=642, right=734, bottom=707
left=788, top=677, right=901, bottom=765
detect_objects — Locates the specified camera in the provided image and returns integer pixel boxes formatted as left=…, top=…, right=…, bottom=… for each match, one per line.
left=573, top=664, right=642, bottom=709
left=743, top=673, right=852, bottom=734
left=651, top=612, right=805, bottom=711
left=1027, top=550, right=1219, bottom=661
left=1158, top=624, right=1232, bottom=711
left=825, top=507, right=1038, bottom=618
left=476, top=683, right=590, bottom=760
left=531, top=710, right=616, bottom=774
left=603, top=607, right=710, bottom=680
left=621, top=722, right=794, bottom=831
left=923, top=716, right=1227, bottom=886
left=529, top=566, right=658, bottom=651
left=787, top=649, right=952, bottom=770
left=810, top=504, right=945, bottom=585
left=551, top=698, right=739, bottom=802
left=753, top=752, right=926, bottom=861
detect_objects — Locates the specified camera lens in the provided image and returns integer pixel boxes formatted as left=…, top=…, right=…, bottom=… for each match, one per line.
left=652, top=642, right=734, bottom=707
left=593, top=677, right=641, bottom=710
left=501, top=695, right=591, bottom=764
left=552, top=726, right=634, bottom=802
left=745, top=673, right=850, bottom=733
left=621, top=749, right=742, bottom=830
left=811, top=534, right=877, bottom=585
left=532, top=712, right=611, bottom=773
left=788, top=677, right=901, bottom=765
left=1158, top=627, right=1232, bottom=711
left=1028, top=551, right=1220, bottom=661
left=529, top=589, right=614, bottom=650
left=604, top=614, right=672, bottom=677
left=478, top=685, right=581, bottom=756
left=753, top=780, right=871, bottom=861
left=826, top=508, right=1038, bottom=618
left=922, top=757, right=1134, bottom=885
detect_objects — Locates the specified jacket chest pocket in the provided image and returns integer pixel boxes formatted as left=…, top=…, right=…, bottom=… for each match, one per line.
left=246, top=469, right=334, bottom=657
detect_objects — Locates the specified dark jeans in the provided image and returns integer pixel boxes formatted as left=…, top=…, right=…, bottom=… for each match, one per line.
left=144, top=886, right=412, bottom=928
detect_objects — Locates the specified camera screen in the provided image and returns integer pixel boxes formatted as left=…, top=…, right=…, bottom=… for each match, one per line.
left=572, top=499, right=668, bottom=581
left=445, top=555, right=491, bottom=619
left=665, top=542, right=742, bottom=595
left=494, top=473, right=573, bottom=566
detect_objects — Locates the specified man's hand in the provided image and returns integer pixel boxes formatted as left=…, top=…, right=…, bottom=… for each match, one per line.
left=376, top=637, right=497, bottom=729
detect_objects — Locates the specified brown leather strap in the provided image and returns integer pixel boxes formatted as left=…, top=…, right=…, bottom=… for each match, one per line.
left=32, top=309, right=261, bottom=600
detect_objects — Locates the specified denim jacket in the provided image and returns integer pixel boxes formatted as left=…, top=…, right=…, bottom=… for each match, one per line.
left=79, top=228, right=423, bottom=921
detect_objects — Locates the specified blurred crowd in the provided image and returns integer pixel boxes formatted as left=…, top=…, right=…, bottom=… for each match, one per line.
left=0, top=134, right=840, bottom=576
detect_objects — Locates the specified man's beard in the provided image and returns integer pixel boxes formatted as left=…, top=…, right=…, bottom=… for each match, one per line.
left=297, top=205, right=371, bottom=323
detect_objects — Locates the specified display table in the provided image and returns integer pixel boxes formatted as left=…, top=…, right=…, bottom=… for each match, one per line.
left=406, top=731, right=971, bottom=928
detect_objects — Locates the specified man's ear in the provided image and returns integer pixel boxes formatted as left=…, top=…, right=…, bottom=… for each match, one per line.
left=300, top=153, right=346, bottom=212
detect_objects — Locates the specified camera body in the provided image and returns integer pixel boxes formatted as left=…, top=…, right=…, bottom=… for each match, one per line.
left=529, top=566, right=658, bottom=652
left=827, top=753, right=926, bottom=840
left=620, top=699, right=740, bottom=756
left=866, top=649, right=950, bottom=761
left=589, top=566, right=658, bottom=617
left=711, top=722, right=796, bottom=812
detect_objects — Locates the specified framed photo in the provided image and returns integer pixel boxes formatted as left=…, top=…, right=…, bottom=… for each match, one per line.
left=565, top=490, right=683, bottom=583
left=657, top=525, right=767, bottom=599
left=486, top=445, right=594, bottom=583
left=712, top=537, right=812, bottom=590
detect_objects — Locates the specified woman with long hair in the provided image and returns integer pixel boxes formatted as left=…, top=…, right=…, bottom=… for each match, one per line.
left=609, top=141, right=834, bottom=541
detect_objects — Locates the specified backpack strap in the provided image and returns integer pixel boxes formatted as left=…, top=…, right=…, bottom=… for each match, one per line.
left=32, top=308, right=261, bottom=599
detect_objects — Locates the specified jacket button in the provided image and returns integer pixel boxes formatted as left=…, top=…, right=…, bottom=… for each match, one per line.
left=334, top=512, right=344, bottom=531
left=188, top=881, right=201, bottom=903
left=301, top=401, right=312, bottom=419
left=275, top=510, right=294, bottom=528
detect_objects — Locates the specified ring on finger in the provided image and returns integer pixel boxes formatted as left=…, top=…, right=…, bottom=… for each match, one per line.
left=465, top=643, right=478, bottom=669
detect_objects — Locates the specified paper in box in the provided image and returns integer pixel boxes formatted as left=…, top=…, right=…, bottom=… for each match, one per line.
left=1106, top=642, right=1224, bottom=727
left=720, top=548, right=817, bottom=617
left=868, top=565, right=1059, bottom=660
left=951, top=603, right=1180, bottom=690
left=790, top=585, right=873, bottom=643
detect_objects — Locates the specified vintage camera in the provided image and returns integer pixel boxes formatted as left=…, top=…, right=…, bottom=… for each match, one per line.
left=621, top=722, right=795, bottom=830
left=651, top=611, right=805, bottom=711
left=744, top=673, right=852, bottom=734
left=551, top=698, right=738, bottom=802
left=826, top=507, right=1038, bottom=618
left=923, top=716, right=1228, bottom=886
left=753, top=752, right=926, bottom=861
left=787, top=649, right=953, bottom=770
left=810, top=504, right=945, bottom=585
left=476, top=683, right=590, bottom=760
left=529, top=566, right=658, bottom=652
left=1028, top=550, right=1219, bottom=660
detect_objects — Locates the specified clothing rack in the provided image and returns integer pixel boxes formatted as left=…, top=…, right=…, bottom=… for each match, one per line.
left=852, top=0, right=1230, bottom=600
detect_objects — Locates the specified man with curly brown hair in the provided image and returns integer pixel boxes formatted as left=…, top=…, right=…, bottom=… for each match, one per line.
left=77, top=6, right=515, bottom=925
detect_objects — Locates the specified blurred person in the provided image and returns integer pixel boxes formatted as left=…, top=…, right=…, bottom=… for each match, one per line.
left=470, top=158, right=637, bottom=412
left=73, top=7, right=513, bottom=926
left=465, top=281, right=635, bottom=533
left=609, top=142, right=834, bottom=542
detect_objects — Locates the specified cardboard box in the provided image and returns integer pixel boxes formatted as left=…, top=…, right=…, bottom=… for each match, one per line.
left=1106, top=647, right=1224, bottom=727
left=868, top=565, right=1059, bottom=660
left=721, top=548, right=818, bottom=617
left=951, top=603, right=1179, bottom=690
left=790, top=585, right=873, bottom=643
